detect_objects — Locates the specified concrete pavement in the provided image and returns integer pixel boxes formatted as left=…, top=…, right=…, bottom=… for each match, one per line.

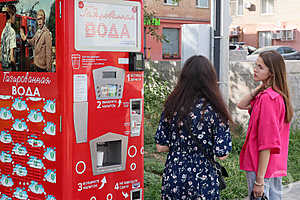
left=282, top=181, right=300, bottom=200
left=242, top=181, right=300, bottom=200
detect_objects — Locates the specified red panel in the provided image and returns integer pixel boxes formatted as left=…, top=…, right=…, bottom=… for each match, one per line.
left=58, top=1, right=144, bottom=199
left=1, top=1, right=144, bottom=200
left=0, top=73, right=59, bottom=200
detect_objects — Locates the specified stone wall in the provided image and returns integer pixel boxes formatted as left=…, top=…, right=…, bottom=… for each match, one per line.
left=229, top=60, right=300, bottom=130
left=145, top=60, right=181, bottom=86
left=229, top=50, right=248, bottom=61
left=145, top=59, right=300, bottom=130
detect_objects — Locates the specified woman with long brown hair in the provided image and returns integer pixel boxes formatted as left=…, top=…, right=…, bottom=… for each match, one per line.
left=155, top=55, right=232, bottom=199
left=238, top=50, right=293, bottom=199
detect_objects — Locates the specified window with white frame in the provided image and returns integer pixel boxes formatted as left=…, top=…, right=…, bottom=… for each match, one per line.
left=230, top=0, right=243, bottom=16
left=261, top=0, right=274, bottom=14
left=230, top=0, right=237, bottom=16
left=164, top=0, right=178, bottom=6
left=196, top=0, right=209, bottom=8
left=281, top=30, right=294, bottom=41
left=237, top=0, right=244, bottom=15
left=162, top=28, right=180, bottom=59
left=258, top=31, right=272, bottom=48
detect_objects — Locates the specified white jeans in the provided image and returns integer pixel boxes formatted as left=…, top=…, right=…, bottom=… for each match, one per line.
left=246, top=171, right=282, bottom=200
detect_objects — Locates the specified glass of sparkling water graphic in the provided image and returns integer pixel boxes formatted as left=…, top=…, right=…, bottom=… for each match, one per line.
left=72, top=54, right=81, bottom=69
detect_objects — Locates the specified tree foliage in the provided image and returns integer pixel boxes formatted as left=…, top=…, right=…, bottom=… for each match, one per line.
left=144, top=5, right=168, bottom=42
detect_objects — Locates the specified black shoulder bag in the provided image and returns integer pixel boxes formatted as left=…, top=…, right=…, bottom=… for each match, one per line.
left=185, top=119, right=229, bottom=190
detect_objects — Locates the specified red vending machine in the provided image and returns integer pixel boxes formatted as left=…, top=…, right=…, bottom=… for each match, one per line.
left=0, top=0, right=144, bottom=200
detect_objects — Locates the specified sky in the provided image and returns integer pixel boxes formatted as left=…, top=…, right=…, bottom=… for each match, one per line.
left=16, top=0, right=55, bottom=20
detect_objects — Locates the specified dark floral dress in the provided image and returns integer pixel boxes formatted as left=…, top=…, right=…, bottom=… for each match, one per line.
left=155, top=98, right=232, bottom=200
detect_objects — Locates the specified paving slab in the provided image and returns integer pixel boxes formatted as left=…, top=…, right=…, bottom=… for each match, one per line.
left=282, top=181, right=300, bottom=200
left=241, top=181, right=300, bottom=200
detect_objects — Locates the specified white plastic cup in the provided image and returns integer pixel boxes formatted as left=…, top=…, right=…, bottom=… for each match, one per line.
left=97, top=151, right=104, bottom=167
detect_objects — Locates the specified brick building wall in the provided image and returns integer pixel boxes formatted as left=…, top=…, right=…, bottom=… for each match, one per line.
left=144, top=0, right=210, bottom=61
left=230, top=0, right=300, bottom=50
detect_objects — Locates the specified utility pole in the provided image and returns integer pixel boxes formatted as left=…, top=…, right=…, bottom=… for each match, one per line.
left=211, top=0, right=222, bottom=80
left=211, top=0, right=231, bottom=102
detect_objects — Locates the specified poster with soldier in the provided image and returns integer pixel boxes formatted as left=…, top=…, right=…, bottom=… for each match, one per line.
left=0, top=0, right=55, bottom=72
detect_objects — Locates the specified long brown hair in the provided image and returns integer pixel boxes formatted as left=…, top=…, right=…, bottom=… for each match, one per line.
left=259, top=50, right=293, bottom=122
left=164, top=55, right=232, bottom=123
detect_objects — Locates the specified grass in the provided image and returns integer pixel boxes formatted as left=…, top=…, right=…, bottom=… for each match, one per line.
left=144, top=119, right=300, bottom=200
left=283, top=131, right=300, bottom=184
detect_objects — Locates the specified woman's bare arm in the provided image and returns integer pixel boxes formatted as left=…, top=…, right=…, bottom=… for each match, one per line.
left=156, top=144, right=169, bottom=152
left=237, top=85, right=263, bottom=110
left=252, top=149, right=271, bottom=198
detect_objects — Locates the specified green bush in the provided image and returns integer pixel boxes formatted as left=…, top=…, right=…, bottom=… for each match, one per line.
left=144, top=66, right=172, bottom=126
left=144, top=66, right=172, bottom=200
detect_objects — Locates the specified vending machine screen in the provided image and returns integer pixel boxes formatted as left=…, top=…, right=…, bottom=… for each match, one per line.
left=103, top=71, right=117, bottom=79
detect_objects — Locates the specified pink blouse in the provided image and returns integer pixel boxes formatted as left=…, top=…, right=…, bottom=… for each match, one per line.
left=240, top=88, right=290, bottom=178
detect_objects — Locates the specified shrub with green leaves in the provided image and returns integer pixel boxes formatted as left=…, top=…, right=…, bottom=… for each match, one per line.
left=144, top=65, right=172, bottom=125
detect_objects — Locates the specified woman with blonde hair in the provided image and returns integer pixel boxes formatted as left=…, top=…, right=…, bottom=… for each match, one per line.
left=238, top=50, right=293, bottom=199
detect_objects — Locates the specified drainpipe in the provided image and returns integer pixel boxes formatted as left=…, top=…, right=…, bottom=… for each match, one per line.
left=213, top=0, right=222, bottom=80
left=210, top=0, right=215, bottom=65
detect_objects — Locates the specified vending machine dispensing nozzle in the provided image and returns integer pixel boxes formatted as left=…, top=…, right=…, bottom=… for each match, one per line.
left=90, top=133, right=128, bottom=175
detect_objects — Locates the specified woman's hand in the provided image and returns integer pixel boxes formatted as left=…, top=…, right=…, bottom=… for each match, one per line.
left=217, top=154, right=229, bottom=160
left=252, top=183, right=264, bottom=198
left=253, top=83, right=266, bottom=95
left=237, top=82, right=267, bottom=110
